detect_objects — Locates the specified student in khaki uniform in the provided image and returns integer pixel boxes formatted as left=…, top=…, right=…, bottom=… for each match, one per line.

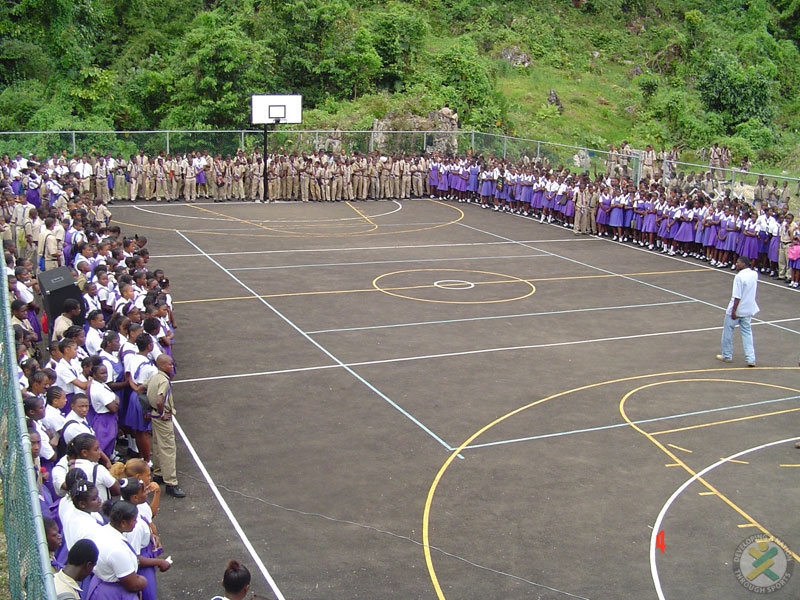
left=113, top=155, right=128, bottom=202
left=573, top=183, right=591, bottom=234
left=400, top=156, right=411, bottom=199
left=251, top=158, right=265, bottom=202
left=166, top=154, right=181, bottom=201
left=153, top=158, right=170, bottom=202
left=147, top=354, right=185, bottom=498
left=298, top=159, right=311, bottom=202
left=231, top=161, right=245, bottom=201
left=94, top=157, right=110, bottom=204
left=41, top=217, right=62, bottom=271
left=127, top=156, right=140, bottom=202
left=588, top=183, right=599, bottom=235
left=184, top=156, right=198, bottom=203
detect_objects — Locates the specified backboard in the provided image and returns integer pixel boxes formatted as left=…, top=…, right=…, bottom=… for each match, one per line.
left=251, top=94, right=303, bottom=125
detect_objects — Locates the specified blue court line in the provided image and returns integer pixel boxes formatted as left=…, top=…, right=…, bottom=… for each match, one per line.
left=307, top=300, right=695, bottom=334
left=464, top=394, right=800, bottom=450
left=228, top=253, right=546, bottom=272
left=175, top=230, right=456, bottom=454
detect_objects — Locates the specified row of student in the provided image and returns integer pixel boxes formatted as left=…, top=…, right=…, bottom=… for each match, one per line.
left=442, top=170, right=800, bottom=287
left=3, top=148, right=795, bottom=207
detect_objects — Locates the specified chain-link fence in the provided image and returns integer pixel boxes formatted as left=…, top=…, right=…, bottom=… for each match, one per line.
left=0, top=278, right=56, bottom=599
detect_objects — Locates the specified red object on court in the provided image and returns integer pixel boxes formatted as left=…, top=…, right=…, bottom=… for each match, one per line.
left=41, top=313, right=48, bottom=334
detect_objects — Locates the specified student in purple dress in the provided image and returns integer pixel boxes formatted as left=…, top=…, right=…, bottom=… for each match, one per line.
left=596, top=185, right=611, bottom=237
left=88, top=364, right=120, bottom=459
left=85, top=501, right=148, bottom=600
left=118, top=478, right=171, bottom=600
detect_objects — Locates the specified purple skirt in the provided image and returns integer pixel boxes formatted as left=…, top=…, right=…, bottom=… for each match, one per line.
left=674, top=222, right=694, bottom=242
left=596, top=206, right=609, bottom=226
left=642, top=214, right=657, bottom=233
left=479, top=180, right=493, bottom=196
left=196, top=169, right=207, bottom=185
left=789, top=257, right=800, bottom=269
left=122, top=391, right=151, bottom=432
left=623, top=209, right=634, bottom=228
left=86, top=577, right=139, bottom=600
left=11, top=181, right=22, bottom=196
left=562, top=199, right=575, bottom=217
left=531, top=190, right=544, bottom=209
left=139, top=543, right=159, bottom=600
left=702, top=225, right=718, bottom=247
left=608, top=207, right=623, bottom=227
left=768, top=236, right=780, bottom=262
left=92, top=411, right=119, bottom=457
left=738, top=235, right=759, bottom=259
left=26, top=188, right=41, bottom=209
left=725, top=232, right=739, bottom=253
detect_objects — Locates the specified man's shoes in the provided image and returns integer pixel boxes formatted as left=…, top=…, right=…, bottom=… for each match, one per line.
left=152, top=475, right=164, bottom=484
left=747, top=362, right=756, bottom=367
left=165, top=485, right=186, bottom=498
left=715, top=354, right=733, bottom=363
left=795, top=441, right=800, bottom=449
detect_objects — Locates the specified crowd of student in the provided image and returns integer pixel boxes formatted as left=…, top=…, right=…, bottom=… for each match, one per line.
left=6, top=188, right=189, bottom=598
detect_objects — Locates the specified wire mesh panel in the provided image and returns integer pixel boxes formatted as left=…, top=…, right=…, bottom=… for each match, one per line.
left=0, top=280, right=56, bottom=599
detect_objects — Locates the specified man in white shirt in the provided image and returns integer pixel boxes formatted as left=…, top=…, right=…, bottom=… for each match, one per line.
left=717, top=256, right=759, bottom=366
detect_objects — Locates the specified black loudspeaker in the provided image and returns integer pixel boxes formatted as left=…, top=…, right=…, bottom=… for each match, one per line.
left=37, top=267, right=84, bottom=334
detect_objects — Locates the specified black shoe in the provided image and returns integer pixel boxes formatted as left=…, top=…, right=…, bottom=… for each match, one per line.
left=152, top=475, right=164, bottom=484
left=165, top=484, right=186, bottom=498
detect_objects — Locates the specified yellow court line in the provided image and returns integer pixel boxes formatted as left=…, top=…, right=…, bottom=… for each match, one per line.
left=667, top=443, right=693, bottom=453
left=725, top=459, right=750, bottom=465
left=115, top=197, right=466, bottom=238
left=665, top=463, right=681, bottom=467
left=345, top=201, right=379, bottom=231
left=619, top=378, right=800, bottom=562
left=779, top=464, right=800, bottom=467
left=422, top=367, right=800, bottom=600
left=738, top=524, right=759, bottom=528
left=650, top=407, right=800, bottom=436
left=699, top=491, right=716, bottom=496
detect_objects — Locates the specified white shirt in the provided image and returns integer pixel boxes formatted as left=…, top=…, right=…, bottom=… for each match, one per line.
left=85, top=327, right=104, bottom=356
left=42, top=403, right=66, bottom=435
left=55, top=358, right=84, bottom=395
left=61, top=410, right=94, bottom=446
left=124, top=503, right=153, bottom=553
left=59, top=496, right=104, bottom=549
left=73, top=458, right=116, bottom=502
left=728, top=267, right=760, bottom=318
left=90, top=524, right=139, bottom=583
left=89, top=380, right=117, bottom=414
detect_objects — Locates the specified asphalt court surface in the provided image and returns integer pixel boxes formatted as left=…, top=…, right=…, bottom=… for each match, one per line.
left=114, top=199, right=800, bottom=599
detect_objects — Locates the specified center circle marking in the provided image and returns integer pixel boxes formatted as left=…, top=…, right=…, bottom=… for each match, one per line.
left=372, top=269, right=536, bottom=304
left=433, top=280, right=475, bottom=290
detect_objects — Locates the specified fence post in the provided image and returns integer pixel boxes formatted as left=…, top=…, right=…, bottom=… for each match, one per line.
left=241, top=130, right=245, bottom=151
left=503, top=136, right=507, bottom=159
left=166, top=131, right=170, bottom=155
left=71, top=132, right=76, bottom=155
left=471, top=131, right=475, bottom=153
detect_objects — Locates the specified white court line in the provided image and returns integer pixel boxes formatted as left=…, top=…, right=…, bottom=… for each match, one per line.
left=175, top=230, right=454, bottom=452
left=650, top=437, right=800, bottom=600
left=173, top=320, right=795, bottom=386
left=228, top=253, right=547, bottom=272
left=173, top=417, right=286, bottom=600
left=463, top=394, right=800, bottom=450
left=172, top=317, right=800, bottom=386
left=458, top=221, right=800, bottom=337
left=306, top=300, right=696, bottom=334
left=151, top=238, right=597, bottom=259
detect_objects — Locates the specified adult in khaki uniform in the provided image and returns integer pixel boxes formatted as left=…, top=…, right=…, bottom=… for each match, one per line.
left=166, top=154, right=181, bottom=201
left=411, top=158, right=424, bottom=197
left=184, top=156, right=198, bottom=203
left=127, top=155, right=140, bottom=202
left=368, top=158, right=380, bottom=199
left=147, top=354, right=185, bottom=498
left=573, top=183, right=590, bottom=234
left=378, top=158, right=390, bottom=199
left=231, top=161, right=245, bottom=201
